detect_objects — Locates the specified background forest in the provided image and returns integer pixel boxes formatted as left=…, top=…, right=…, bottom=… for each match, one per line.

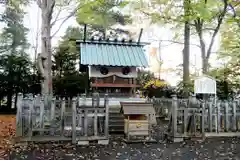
left=0, top=0, right=239, bottom=110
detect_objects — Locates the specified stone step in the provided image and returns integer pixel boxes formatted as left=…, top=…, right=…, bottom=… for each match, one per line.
left=109, top=118, right=124, bottom=121
left=109, top=116, right=124, bottom=120
left=109, top=112, right=123, bottom=115
left=109, top=113, right=124, bottom=118
left=109, top=120, right=124, bottom=126
left=109, top=111, right=124, bottom=133
left=109, top=125, right=124, bottom=133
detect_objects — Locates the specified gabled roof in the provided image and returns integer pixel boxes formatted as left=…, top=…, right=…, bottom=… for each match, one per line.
left=78, top=40, right=149, bottom=67
left=120, top=102, right=155, bottom=115
left=194, top=74, right=219, bottom=82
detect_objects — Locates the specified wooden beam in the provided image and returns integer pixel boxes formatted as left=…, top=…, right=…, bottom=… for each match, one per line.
left=91, top=83, right=140, bottom=88
left=137, top=28, right=143, bottom=44
left=83, top=24, right=87, bottom=42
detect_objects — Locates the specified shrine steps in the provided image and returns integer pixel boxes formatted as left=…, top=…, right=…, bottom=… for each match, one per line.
left=109, top=107, right=124, bottom=133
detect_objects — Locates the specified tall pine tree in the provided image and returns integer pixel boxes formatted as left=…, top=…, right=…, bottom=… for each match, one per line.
left=0, top=0, right=32, bottom=108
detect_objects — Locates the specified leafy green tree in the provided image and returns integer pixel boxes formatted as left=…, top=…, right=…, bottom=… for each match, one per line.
left=52, top=26, right=90, bottom=97
left=0, top=0, right=32, bottom=108
left=215, top=5, right=240, bottom=99
left=136, top=70, right=155, bottom=87
left=53, top=72, right=87, bottom=97
left=76, top=0, right=131, bottom=38
left=189, top=0, right=230, bottom=73
left=136, top=0, right=239, bottom=97
left=53, top=26, right=93, bottom=77
left=208, top=67, right=237, bottom=100
left=135, top=0, right=191, bottom=96
left=219, top=17, right=240, bottom=78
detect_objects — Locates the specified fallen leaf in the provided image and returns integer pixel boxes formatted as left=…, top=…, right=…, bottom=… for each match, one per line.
left=0, top=115, right=16, bottom=152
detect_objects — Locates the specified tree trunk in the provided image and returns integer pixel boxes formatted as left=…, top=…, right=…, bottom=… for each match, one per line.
left=7, top=63, right=13, bottom=108
left=42, top=7, right=52, bottom=95
left=182, top=0, right=191, bottom=98
left=202, top=57, right=208, bottom=74
left=6, top=89, right=13, bottom=108
left=14, top=92, right=18, bottom=108
left=37, top=0, right=53, bottom=96
left=199, top=34, right=208, bottom=74
left=223, top=68, right=228, bottom=99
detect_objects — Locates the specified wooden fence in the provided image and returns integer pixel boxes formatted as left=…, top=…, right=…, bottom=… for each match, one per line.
left=153, top=96, right=240, bottom=142
left=16, top=93, right=109, bottom=145
left=16, top=93, right=240, bottom=143
left=152, top=96, right=207, bottom=118
left=150, top=97, right=172, bottom=119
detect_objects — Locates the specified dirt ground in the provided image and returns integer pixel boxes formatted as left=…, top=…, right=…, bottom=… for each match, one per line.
left=6, top=137, right=240, bottom=160
left=1, top=116, right=240, bottom=160
left=0, top=115, right=15, bottom=160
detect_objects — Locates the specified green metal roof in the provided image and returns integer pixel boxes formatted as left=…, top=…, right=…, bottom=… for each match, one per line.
left=79, top=42, right=148, bottom=67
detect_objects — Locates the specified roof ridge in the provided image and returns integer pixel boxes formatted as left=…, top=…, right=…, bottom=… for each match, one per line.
left=76, top=40, right=150, bottom=46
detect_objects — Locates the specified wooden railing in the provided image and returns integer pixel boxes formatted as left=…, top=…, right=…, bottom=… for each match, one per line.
left=17, top=93, right=240, bottom=143
left=151, top=96, right=240, bottom=142
left=16, top=93, right=109, bottom=145
left=92, top=76, right=134, bottom=84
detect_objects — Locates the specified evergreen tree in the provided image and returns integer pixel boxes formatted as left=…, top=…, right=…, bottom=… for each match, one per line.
left=0, top=0, right=33, bottom=108
left=52, top=27, right=89, bottom=97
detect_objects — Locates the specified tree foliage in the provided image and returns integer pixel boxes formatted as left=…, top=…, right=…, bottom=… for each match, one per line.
left=140, top=0, right=239, bottom=70
left=219, top=16, right=240, bottom=78
left=213, top=5, right=240, bottom=99
left=76, top=0, right=132, bottom=39
left=136, top=70, right=155, bottom=87
left=1, top=0, right=240, bottom=104
left=207, top=67, right=236, bottom=100
left=52, top=26, right=89, bottom=97
left=0, top=0, right=40, bottom=108
left=76, top=0, right=130, bottom=28
left=53, top=27, right=85, bottom=77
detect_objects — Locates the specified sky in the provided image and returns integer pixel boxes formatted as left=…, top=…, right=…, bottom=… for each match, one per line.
left=2, top=2, right=223, bottom=86
left=23, top=2, right=80, bottom=55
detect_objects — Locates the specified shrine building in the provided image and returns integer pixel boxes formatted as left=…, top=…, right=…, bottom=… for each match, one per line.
left=77, top=27, right=148, bottom=97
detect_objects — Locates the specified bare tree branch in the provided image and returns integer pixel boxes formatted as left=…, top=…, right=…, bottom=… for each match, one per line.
left=51, top=8, right=77, bottom=38
left=206, top=0, right=228, bottom=60
left=50, top=0, right=92, bottom=38
left=228, top=1, right=240, bottom=17
left=194, top=18, right=206, bottom=58
left=50, top=0, right=73, bottom=27
left=162, top=39, right=201, bottom=48
left=37, top=0, right=41, bottom=8
left=228, top=1, right=240, bottom=27
left=140, top=10, right=185, bottom=23
left=148, top=39, right=201, bottom=48
left=48, top=0, right=55, bottom=18
left=51, top=8, right=62, bottom=27
left=189, top=23, right=215, bottom=31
